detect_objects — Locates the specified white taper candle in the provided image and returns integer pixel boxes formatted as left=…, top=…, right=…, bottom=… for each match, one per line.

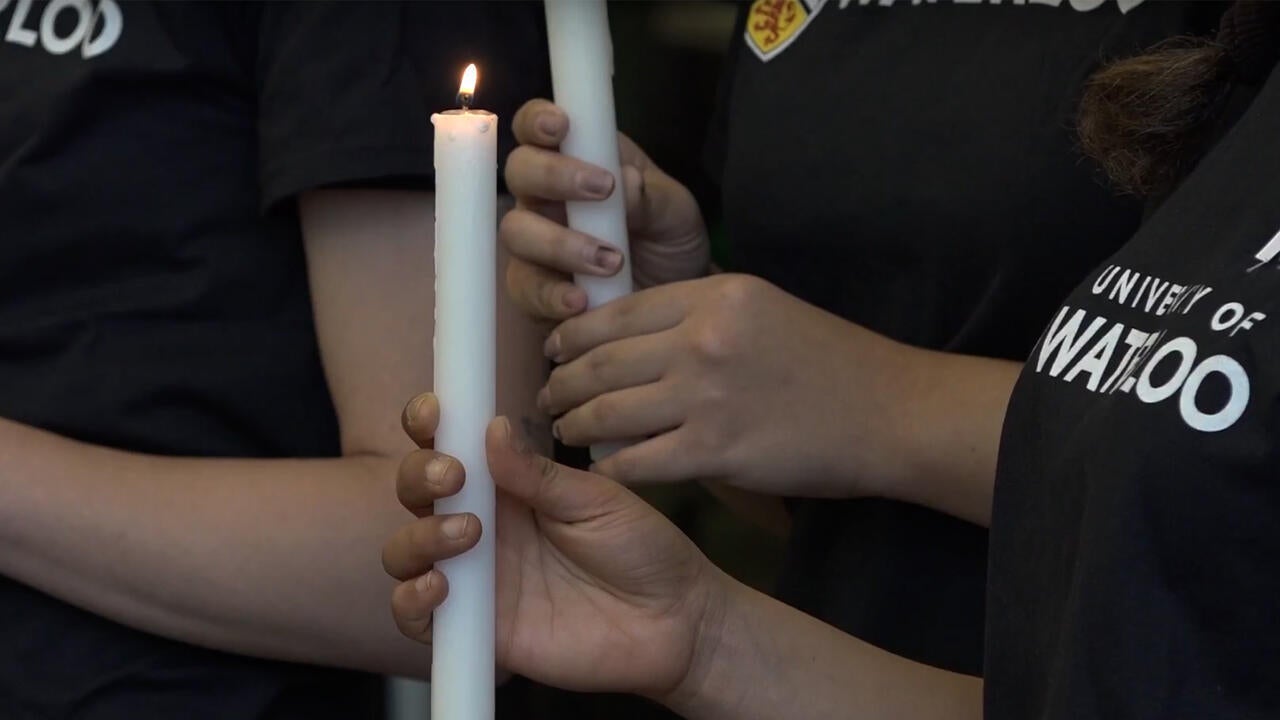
left=545, top=0, right=635, bottom=461
left=430, top=64, right=497, bottom=720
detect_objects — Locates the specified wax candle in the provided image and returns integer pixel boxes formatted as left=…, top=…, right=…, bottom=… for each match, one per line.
left=545, top=0, right=634, bottom=461
left=430, top=63, right=497, bottom=720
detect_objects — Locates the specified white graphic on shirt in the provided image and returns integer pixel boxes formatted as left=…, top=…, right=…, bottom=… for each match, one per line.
left=837, top=0, right=1145, bottom=12
left=1247, top=226, right=1280, bottom=272
left=2, top=0, right=121, bottom=58
left=1033, top=263, right=1267, bottom=433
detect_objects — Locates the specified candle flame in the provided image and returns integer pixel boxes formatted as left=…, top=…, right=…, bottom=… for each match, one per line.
left=459, top=64, right=478, bottom=96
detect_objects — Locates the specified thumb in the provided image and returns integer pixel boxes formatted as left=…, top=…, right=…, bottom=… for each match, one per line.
left=624, top=163, right=686, bottom=236
left=622, top=163, right=649, bottom=230
left=617, top=133, right=679, bottom=238
left=486, top=416, right=631, bottom=524
left=622, top=163, right=704, bottom=251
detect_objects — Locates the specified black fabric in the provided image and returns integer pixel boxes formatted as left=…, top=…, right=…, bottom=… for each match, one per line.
left=988, top=62, right=1280, bottom=720
left=708, top=0, right=1223, bottom=675
left=0, top=2, right=548, bottom=718
left=1218, top=0, right=1280, bottom=86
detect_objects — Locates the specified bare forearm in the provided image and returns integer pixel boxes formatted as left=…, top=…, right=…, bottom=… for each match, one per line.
left=0, top=189, right=550, bottom=677
left=885, top=350, right=1021, bottom=527
left=667, top=578, right=983, bottom=720
left=0, top=419, right=431, bottom=677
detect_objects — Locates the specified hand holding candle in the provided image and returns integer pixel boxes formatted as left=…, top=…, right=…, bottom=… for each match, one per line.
left=498, top=1, right=710, bottom=466
left=544, top=0, right=633, bottom=461
left=386, top=399, right=725, bottom=711
left=431, top=64, right=497, bottom=720
left=544, top=0, right=633, bottom=309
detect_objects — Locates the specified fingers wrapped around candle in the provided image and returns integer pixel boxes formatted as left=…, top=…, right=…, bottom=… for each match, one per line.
left=542, top=365, right=714, bottom=485
left=543, top=283, right=690, bottom=363
left=590, top=431, right=714, bottom=486
left=396, top=446, right=467, bottom=518
left=387, top=392, right=483, bottom=646
left=401, top=391, right=441, bottom=449
left=510, top=98, right=653, bottom=179
left=505, top=144, right=616, bottom=203
left=382, top=512, right=480, bottom=581
left=383, top=505, right=481, bottom=646
left=382, top=509, right=479, bottom=645
left=504, top=256, right=586, bottom=321
left=486, top=416, right=634, bottom=523
left=389, top=569, right=447, bottom=644
left=511, top=98, right=569, bottom=147
left=500, top=207, right=624, bottom=277
left=538, top=332, right=671, bottom=417
left=554, top=382, right=680, bottom=447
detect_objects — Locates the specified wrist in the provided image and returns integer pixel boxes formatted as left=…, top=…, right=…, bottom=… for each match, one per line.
left=0, top=418, right=37, bottom=549
left=820, top=330, right=933, bottom=501
left=657, top=568, right=754, bottom=719
left=875, top=341, right=941, bottom=501
left=868, top=346, right=1013, bottom=526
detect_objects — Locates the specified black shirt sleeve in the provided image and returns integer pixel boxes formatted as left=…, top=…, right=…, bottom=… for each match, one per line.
left=254, top=1, right=551, bottom=210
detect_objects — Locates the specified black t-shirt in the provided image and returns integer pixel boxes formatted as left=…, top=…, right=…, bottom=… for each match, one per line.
left=988, top=66, right=1280, bottom=720
left=708, top=0, right=1221, bottom=675
left=0, top=2, right=548, bottom=718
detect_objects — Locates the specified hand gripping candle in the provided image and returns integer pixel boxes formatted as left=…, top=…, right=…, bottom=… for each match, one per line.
left=430, top=63, right=497, bottom=720
left=544, top=0, right=634, bottom=461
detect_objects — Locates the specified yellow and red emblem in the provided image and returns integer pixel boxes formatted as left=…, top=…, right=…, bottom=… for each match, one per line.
left=745, top=0, right=825, bottom=62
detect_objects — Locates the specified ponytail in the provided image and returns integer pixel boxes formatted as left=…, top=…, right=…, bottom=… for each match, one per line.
left=1078, top=1, right=1280, bottom=197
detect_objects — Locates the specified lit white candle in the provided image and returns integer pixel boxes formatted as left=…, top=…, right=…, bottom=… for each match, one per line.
left=430, top=63, right=496, bottom=720
left=545, top=0, right=634, bottom=461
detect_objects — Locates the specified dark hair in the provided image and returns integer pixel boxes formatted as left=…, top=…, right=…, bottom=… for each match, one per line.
left=1078, top=1, right=1280, bottom=197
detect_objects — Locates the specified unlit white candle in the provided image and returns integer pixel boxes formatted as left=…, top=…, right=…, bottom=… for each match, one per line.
left=430, top=64, right=497, bottom=720
left=545, top=0, right=634, bottom=461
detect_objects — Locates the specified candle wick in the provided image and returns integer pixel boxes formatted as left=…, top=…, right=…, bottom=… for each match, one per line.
left=457, top=92, right=474, bottom=111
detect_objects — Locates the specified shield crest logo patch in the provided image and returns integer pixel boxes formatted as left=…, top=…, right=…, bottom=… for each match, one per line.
left=746, top=0, right=826, bottom=62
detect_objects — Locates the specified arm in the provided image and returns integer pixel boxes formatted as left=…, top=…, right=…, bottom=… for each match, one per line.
left=870, top=348, right=1022, bottom=528
left=542, top=273, right=1018, bottom=528
left=666, top=579, right=984, bottom=720
left=0, top=190, right=548, bottom=677
left=497, top=100, right=800, bottom=536
left=381, top=407, right=981, bottom=719
left=706, top=344, right=1018, bottom=532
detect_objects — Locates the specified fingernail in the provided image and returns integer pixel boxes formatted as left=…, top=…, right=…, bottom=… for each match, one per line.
left=563, top=287, right=587, bottom=312
left=536, top=112, right=565, bottom=138
left=441, top=514, right=470, bottom=541
left=503, top=416, right=531, bottom=456
left=544, top=332, right=561, bottom=359
left=536, top=386, right=550, bottom=412
left=625, top=164, right=647, bottom=199
left=576, top=170, right=613, bottom=199
left=551, top=422, right=562, bottom=442
left=426, top=456, right=451, bottom=486
left=588, top=245, right=623, bottom=273
left=405, top=393, right=426, bottom=421
left=415, top=571, right=435, bottom=595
